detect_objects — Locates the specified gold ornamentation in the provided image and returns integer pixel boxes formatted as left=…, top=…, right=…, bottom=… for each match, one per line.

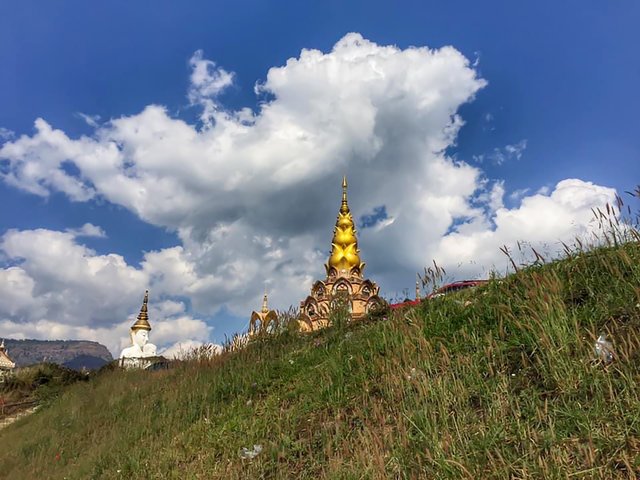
left=249, top=292, right=278, bottom=336
left=299, top=177, right=385, bottom=331
left=325, top=176, right=365, bottom=277
left=130, top=290, right=152, bottom=331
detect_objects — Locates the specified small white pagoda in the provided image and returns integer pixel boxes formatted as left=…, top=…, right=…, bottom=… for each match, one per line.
left=0, top=339, right=16, bottom=380
left=119, top=291, right=166, bottom=369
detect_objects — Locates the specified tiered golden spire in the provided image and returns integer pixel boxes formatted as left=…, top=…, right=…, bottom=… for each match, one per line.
left=340, top=175, right=350, bottom=214
left=326, top=176, right=364, bottom=277
left=250, top=290, right=277, bottom=336
left=131, top=290, right=152, bottom=331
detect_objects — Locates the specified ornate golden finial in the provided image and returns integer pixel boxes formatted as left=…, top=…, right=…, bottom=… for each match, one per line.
left=340, top=176, right=349, bottom=214
left=131, top=290, right=152, bottom=331
left=261, top=292, right=269, bottom=314
left=415, top=280, right=421, bottom=301
left=326, top=177, right=365, bottom=277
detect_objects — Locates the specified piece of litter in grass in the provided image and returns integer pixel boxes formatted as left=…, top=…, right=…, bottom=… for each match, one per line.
left=594, top=334, right=614, bottom=364
left=240, top=444, right=263, bottom=460
left=406, top=367, right=422, bottom=380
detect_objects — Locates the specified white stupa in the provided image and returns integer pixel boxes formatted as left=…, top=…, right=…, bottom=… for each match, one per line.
left=119, top=291, right=164, bottom=369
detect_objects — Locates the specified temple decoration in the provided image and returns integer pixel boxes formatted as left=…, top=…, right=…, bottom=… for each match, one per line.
left=249, top=292, right=278, bottom=336
left=119, top=291, right=160, bottom=367
left=415, top=280, right=421, bottom=301
left=0, top=339, right=16, bottom=379
left=298, top=177, right=385, bottom=331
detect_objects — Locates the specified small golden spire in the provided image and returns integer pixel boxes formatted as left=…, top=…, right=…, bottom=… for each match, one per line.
left=340, top=176, right=349, bottom=214
left=250, top=290, right=277, bottom=336
left=131, top=290, right=152, bottom=331
left=415, top=280, right=421, bottom=301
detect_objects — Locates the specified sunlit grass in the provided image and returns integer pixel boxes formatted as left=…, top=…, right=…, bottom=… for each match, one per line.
left=0, top=190, right=639, bottom=479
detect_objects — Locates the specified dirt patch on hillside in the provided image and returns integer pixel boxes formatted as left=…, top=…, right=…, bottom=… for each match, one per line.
left=0, top=404, right=39, bottom=430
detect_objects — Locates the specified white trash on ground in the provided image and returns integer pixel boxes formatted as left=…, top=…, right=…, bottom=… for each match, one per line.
left=594, top=334, right=614, bottom=364
left=240, top=444, right=263, bottom=460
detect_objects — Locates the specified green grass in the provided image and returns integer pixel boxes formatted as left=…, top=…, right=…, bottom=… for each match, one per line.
left=1, top=238, right=639, bottom=478
left=1, top=363, right=89, bottom=413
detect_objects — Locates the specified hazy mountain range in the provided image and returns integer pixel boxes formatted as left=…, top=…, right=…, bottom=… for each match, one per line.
left=1, top=339, right=113, bottom=370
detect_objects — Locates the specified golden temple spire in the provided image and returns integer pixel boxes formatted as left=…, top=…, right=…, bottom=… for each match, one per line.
left=131, top=290, right=152, bottom=331
left=261, top=291, right=269, bottom=314
left=416, top=280, right=421, bottom=301
left=326, top=176, right=364, bottom=277
left=340, top=176, right=349, bottom=214
left=250, top=289, right=277, bottom=336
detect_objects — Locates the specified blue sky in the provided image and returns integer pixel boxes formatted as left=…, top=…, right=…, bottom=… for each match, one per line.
left=1, top=1, right=638, bottom=355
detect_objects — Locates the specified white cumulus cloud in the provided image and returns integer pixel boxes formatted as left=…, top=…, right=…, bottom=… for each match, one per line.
left=0, top=33, right=619, bottom=349
left=0, top=227, right=214, bottom=355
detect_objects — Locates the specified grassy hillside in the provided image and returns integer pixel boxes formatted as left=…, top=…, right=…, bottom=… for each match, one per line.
left=0, top=363, right=88, bottom=420
left=0, top=239, right=639, bottom=478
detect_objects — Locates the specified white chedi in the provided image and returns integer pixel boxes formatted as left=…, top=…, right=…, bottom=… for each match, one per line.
left=119, top=290, right=158, bottom=359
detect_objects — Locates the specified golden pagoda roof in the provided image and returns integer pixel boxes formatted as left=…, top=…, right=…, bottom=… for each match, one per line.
left=131, top=290, right=152, bottom=331
left=326, top=176, right=365, bottom=277
left=249, top=292, right=278, bottom=335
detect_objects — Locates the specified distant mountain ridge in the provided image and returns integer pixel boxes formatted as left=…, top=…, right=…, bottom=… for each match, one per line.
left=1, top=339, right=113, bottom=370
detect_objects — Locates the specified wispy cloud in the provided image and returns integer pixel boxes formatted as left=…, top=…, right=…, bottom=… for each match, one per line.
left=66, top=223, right=107, bottom=238
left=188, top=50, right=235, bottom=128
left=504, top=139, right=528, bottom=160
left=473, top=139, right=527, bottom=165
left=0, top=127, right=14, bottom=141
left=75, top=113, right=101, bottom=128
left=508, top=187, right=530, bottom=202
